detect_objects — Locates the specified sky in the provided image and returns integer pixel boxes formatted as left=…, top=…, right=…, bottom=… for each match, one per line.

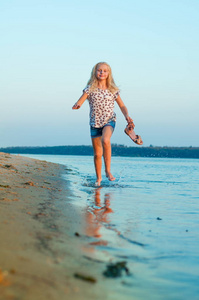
left=1, top=0, right=199, bottom=147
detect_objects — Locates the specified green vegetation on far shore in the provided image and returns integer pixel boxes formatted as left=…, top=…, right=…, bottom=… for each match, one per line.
left=0, top=145, right=199, bottom=159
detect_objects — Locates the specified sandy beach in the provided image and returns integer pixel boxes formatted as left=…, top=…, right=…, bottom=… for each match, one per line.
left=0, top=153, right=121, bottom=300
left=1, top=153, right=198, bottom=300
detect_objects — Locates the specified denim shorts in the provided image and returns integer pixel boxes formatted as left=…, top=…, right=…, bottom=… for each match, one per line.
left=90, top=120, right=116, bottom=138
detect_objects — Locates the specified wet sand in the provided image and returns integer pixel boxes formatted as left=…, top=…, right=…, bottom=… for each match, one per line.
left=0, top=153, right=121, bottom=300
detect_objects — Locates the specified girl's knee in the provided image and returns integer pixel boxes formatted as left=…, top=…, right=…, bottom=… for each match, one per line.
left=102, top=137, right=111, bottom=147
left=94, top=151, right=103, bottom=159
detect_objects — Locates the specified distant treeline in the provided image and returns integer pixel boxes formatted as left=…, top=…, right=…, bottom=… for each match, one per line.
left=0, top=145, right=199, bottom=159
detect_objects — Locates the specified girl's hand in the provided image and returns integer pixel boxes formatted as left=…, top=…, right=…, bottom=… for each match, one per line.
left=72, top=103, right=81, bottom=110
left=126, top=116, right=134, bottom=127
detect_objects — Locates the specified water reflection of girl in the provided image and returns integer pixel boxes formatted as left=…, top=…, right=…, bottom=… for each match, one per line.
left=86, top=188, right=113, bottom=246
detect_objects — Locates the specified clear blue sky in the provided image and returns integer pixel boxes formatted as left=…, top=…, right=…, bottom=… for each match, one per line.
left=1, top=0, right=199, bottom=147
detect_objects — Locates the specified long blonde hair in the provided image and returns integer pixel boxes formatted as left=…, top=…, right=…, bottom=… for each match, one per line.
left=87, top=62, right=119, bottom=94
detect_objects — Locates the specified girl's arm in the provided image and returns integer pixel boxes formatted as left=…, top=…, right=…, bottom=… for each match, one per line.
left=115, top=95, right=134, bottom=125
left=72, top=92, right=88, bottom=110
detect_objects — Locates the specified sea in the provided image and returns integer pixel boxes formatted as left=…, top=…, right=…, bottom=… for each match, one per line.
left=23, top=154, right=199, bottom=300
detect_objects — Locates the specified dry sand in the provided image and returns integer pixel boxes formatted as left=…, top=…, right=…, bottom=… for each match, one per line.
left=0, top=153, right=122, bottom=300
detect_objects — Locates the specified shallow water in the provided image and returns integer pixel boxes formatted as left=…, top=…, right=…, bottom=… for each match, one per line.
left=23, top=155, right=199, bottom=300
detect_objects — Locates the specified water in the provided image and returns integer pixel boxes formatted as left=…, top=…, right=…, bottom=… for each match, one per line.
left=23, top=155, right=199, bottom=300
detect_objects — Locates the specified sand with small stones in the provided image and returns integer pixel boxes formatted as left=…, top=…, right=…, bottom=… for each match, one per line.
left=0, top=153, right=120, bottom=300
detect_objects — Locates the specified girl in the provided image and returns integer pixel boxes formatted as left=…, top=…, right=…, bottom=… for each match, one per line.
left=72, top=62, right=134, bottom=186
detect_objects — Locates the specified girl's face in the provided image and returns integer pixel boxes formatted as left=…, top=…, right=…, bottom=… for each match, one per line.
left=95, top=64, right=109, bottom=81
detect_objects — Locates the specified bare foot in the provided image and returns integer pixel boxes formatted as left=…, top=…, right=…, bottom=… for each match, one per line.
left=95, top=178, right=102, bottom=186
left=106, top=172, right=115, bottom=181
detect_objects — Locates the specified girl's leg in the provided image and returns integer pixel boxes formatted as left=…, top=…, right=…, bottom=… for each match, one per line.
left=92, top=137, right=103, bottom=186
left=102, top=126, right=115, bottom=181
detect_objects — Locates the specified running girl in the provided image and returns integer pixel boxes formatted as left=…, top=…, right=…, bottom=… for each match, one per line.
left=72, top=62, right=134, bottom=186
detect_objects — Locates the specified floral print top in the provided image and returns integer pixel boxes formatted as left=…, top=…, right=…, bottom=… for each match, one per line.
left=83, top=86, right=120, bottom=128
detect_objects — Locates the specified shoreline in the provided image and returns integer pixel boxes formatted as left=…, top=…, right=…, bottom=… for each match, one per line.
left=1, top=153, right=198, bottom=299
left=0, top=145, right=199, bottom=159
left=0, top=153, right=121, bottom=300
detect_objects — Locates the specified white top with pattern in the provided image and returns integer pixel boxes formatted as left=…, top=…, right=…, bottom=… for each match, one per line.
left=83, top=86, right=120, bottom=128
